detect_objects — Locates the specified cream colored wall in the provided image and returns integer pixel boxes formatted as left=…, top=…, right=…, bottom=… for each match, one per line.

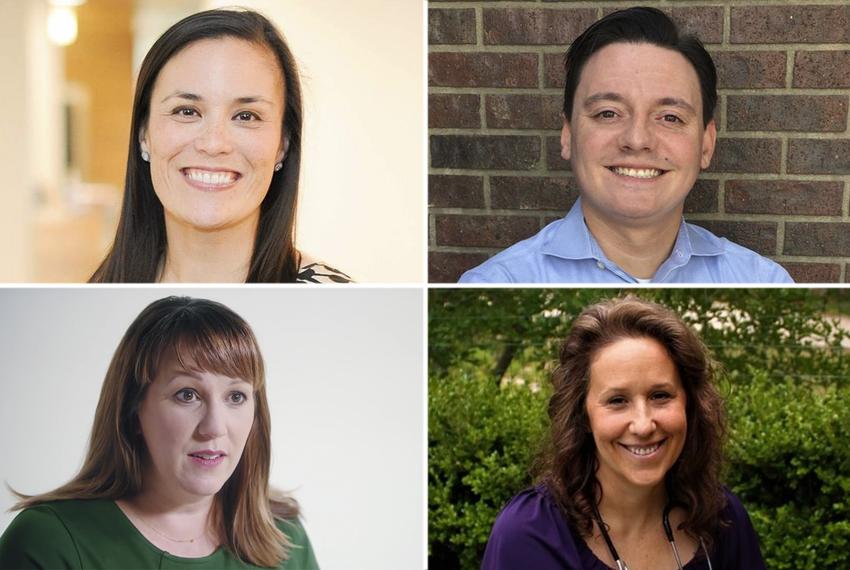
left=0, top=0, right=65, bottom=281
left=205, top=0, right=425, bottom=282
left=65, top=0, right=133, bottom=189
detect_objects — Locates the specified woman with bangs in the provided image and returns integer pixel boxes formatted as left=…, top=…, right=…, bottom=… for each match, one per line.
left=0, top=296, right=318, bottom=569
left=482, top=296, right=765, bottom=569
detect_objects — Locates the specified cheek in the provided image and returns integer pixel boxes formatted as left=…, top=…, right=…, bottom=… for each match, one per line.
left=240, top=130, right=280, bottom=167
left=588, top=409, right=624, bottom=444
left=148, top=120, right=193, bottom=157
left=659, top=404, right=688, bottom=436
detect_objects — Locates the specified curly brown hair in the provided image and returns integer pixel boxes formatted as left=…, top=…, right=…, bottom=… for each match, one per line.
left=534, top=295, right=728, bottom=546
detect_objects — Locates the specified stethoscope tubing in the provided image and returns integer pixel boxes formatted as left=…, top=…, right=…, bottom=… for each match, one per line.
left=592, top=502, right=713, bottom=570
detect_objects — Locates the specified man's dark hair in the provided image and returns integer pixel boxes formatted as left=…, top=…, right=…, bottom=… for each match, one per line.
left=562, top=7, right=717, bottom=127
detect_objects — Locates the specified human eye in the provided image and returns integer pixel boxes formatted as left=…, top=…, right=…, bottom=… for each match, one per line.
left=175, top=388, right=199, bottom=403
left=651, top=391, right=673, bottom=401
left=606, top=395, right=627, bottom=406
left=234, top=110, right=260, bottom=122
left=594, top=109, right=618, bottom=120
left=171, top=106, right=200, bottom=120
left=660, top=113, right=683, bottom=124
left=228, top=391, right=250, bottom=405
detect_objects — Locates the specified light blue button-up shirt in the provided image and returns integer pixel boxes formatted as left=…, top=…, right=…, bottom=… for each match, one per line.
left=459, top=199, right=794, bottom=284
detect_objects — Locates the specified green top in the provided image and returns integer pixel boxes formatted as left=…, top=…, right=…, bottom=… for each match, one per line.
left=0, top=499, right=319, bottom=570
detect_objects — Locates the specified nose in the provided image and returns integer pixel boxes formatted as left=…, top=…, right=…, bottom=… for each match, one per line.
left=197, top=401, right=227, bottom=440
left=629, top=402, right=656, bottom=437
left=194, top=116, right=233, bottom=156
left=619, top=115, right=655, bottom=152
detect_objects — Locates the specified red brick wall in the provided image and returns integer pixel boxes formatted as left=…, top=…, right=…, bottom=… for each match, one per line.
left=428, top=2, right=850, bottom=283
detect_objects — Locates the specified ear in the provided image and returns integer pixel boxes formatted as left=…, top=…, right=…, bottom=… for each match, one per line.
left=560, top=115, right=572, bottom=162
left=277, top=136, right=290, bottom=164
left=138, top=125, right=150, bottom=155
left=700, top=119, right=717, bottom=170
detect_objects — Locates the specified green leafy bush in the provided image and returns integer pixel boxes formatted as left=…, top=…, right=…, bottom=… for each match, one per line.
left=429, top=370, right=549, bottom=569
left=726, top=369, right=850, bottom=569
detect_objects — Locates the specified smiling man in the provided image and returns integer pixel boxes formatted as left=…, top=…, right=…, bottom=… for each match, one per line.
left=459, top=7, right=793, bottom=284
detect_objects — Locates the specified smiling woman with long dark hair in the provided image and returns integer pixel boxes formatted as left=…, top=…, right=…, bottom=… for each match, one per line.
left=482, top=296, right=766, bottom=569
left=0, top=296, right=318, bottom=569
left=88, top=9, right=350, bottom=283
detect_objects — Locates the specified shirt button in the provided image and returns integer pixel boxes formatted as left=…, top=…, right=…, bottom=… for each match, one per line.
left=596, top=261, right=605, bottom=270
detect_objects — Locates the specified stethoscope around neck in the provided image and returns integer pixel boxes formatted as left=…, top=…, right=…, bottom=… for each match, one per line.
left=591, top=501, right=713, bottom=570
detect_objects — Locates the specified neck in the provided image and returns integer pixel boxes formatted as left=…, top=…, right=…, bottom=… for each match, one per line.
left=120, top=486, right=217, bottom=544
left=596, top=478, right=668, bottom=539
left=159, top=215, right=258, bottom=283
left=581, top=203, right=682, bottom=280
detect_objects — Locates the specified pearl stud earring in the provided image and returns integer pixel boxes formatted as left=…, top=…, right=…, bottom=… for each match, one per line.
left=141, top=151, right=150, bottom=162
left=274, top=162, right=283, bottom=172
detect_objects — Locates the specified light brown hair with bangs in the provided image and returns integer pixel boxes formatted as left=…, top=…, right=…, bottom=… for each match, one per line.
left=11, top=296, right=299, bottom=567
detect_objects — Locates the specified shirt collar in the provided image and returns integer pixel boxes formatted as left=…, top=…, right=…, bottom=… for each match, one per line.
left=540, top=197, right=725, bottom=263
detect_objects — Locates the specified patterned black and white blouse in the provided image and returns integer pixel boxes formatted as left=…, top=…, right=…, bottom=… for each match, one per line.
left=295, top=260, right=353, bottom=283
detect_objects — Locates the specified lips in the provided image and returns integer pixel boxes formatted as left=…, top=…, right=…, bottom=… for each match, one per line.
left=608, top=166, right=667, bottom=179
left=620, top=439, right=666, bottom=457
left=181, top=167, right=241, bottom=188
left=188, top=449, right=226, bottom=467
left=188, top=449, right=226, bottom=460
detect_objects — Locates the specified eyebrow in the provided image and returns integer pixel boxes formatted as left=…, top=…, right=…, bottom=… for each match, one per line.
left=582, top=92, right=697, bottom=115
left=160, top=91, right=274, bottom=106
left=165, top=369, right=252, bottom=387
left=597, top=381, right=678, bottom=397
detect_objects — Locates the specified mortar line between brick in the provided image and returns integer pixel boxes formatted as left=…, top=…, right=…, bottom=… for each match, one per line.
left=483, top=175, right=492, bottom=210
left=844, top=181, right=850, bottom=218
left=780, top=137, right=787, bottom=175
left=475, top=6, right=483, bottom=47
left=776, top=220, right=786, bottom=256
left=427, top=168, right=847, bottom=182
left=723, top=4, right=730, bottom=46
left=428, top=212, right=437, bottom=247
left=430, top=43, right=850, bottom=54
left=785, top=49, right=794, bottom=89
left=429, top=87, right=849, bottom=96
left=718, top=176, right=727, bottom=214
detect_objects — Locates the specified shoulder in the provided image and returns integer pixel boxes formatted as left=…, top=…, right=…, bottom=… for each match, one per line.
left=685, top=223, right=794, bottom=283
left=275, top=517, right=320, bottom=570
left=0, top=502, right=84, bottom=569
left=458, top=223, right=560, bottom=284
left=711, top=489, right=767, bottom=569
left=482, top=486, right=583, bottom=570
left=296, top=253, right=353, bottom=284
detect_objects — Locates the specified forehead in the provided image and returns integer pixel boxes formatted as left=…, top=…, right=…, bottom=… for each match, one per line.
left=153, top=349, right=252, bottom=386
left=152, top=36, right=284, bottom=103
left=576, top=42, right=702, bottom=113
left=587, top=336, right=680, bottom=392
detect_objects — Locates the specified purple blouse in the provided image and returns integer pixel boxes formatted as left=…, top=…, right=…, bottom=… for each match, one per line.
left=481, top=486, right=766, bottom=570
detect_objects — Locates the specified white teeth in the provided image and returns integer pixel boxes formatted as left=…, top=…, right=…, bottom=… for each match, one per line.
left=626, top=443, right=661, bottom=456
left=185, top=169, right=237, bottom=186
left=193, top=453, right=221, bottom=460
left=611, top=167, right=663, bottom=179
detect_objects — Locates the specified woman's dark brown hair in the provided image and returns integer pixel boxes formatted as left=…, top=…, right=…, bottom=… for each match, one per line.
left=535, top=296, right=727, bottom=547
left=90, top=8, right=302, bottom=282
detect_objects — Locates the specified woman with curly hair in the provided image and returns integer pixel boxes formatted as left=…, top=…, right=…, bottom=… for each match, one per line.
left=482, top=296, right=765, bottom=569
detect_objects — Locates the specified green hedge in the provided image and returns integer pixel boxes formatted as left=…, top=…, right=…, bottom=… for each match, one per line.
left=428, top=290, right=850, bottom=569
left=726, top=369, right=850, bottom=569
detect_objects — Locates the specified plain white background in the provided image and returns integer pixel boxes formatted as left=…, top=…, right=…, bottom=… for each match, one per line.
left=0, top=287, right=424, bottom=569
